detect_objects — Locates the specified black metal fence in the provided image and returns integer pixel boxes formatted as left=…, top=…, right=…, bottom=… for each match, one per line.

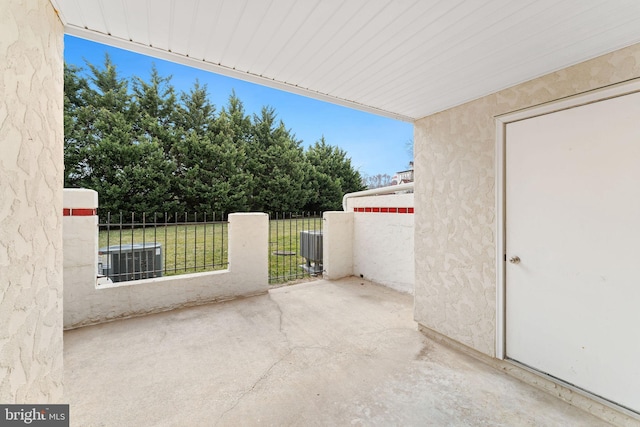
left=97, top=211, right=324, bottom=284
left=269, top=212, right=323, bottom=284
left=98, top=212, right=228, bottom=283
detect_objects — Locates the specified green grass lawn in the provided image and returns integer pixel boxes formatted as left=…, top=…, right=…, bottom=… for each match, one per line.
left=98, top=216, right=322, bottom=284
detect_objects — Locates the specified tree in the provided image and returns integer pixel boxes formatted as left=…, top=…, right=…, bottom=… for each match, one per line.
left=405, top=138, right=414, bottom=158
left=363, top=173, right=393, bottom=189
left=64, top=57, right=366, bottom=216
left=173, top=80, right=215, bottom=136
left=132, top=65, right=178, bottom=156
left=172, top=82, right=227, bottom=213
left=170, top=87, right=252, bottom=214
left=171, top=131, right=234, bottom=214
left=64, top=55, right=174, bottom=216
left=216, top=92, right=253, bottom=212
left=303, top=137, right=365, bottom=212
left=63, top=63, right=91, bottom=187
left=246, top=107, right=308, bottom=212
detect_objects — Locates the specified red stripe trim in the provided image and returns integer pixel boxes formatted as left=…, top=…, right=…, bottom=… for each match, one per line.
left=352, top=207, right=414, bottom=214
left=63, top=208, right=97, bottom=216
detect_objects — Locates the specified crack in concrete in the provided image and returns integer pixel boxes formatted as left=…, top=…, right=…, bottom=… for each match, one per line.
left=215, top=296, right=421, bottom=423
left=215, top=347, right=293, bottom=426
left=215, top=295, right=294, bottom=425
left=214, top=340, right=421, bottom=425
left=269, top=294, right=292, bottom=348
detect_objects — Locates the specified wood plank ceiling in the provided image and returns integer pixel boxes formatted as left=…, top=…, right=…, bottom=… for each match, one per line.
left=51, top=0, right=640, bottom=121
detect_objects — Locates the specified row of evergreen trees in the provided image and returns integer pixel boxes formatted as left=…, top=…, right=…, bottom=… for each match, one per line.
left=64, top=56, right=365, bottom=217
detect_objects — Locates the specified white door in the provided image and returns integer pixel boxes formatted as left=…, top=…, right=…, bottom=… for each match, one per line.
left=505, top=90, right=640, bottom=413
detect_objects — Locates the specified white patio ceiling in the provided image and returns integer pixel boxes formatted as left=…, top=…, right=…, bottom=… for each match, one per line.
left=51, top=0, right=640, bottom=122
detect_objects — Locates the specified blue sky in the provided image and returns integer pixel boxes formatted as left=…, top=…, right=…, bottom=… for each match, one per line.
left=64, top=35, right=413, bottom=178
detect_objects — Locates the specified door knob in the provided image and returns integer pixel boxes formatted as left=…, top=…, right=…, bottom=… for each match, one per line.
left=509, top=256, right=521, bottom=264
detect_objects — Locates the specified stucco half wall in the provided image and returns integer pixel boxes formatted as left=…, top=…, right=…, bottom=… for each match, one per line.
left=0, top=0, right=64, bottom=403
left=413, top=43, right=640, bottom=357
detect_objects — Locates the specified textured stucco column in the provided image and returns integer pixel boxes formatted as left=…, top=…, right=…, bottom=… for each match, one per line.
left=227, top=213, right=269, bottom=290
left=322, top=212, right=354, bottom=280
left=0, top=0, right=64, bottom=403
left=63, top=189, right=99, bottom=327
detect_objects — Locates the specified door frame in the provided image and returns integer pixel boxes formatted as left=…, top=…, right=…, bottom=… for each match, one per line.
left=494, top=78, right=640, bottom=360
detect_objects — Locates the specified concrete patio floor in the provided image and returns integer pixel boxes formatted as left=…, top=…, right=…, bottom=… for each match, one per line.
left=64, top=277, right=610, bottom=426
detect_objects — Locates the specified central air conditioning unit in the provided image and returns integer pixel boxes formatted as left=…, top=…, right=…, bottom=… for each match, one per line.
left=299, top=230, right=323, bottom=274
left=98, top=243, right=163, bottom=283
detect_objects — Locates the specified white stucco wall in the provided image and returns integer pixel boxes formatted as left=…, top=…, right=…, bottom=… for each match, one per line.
left=414, top=43, right=640, bottom=357
left=322, top=212, right=353, bottom=280
left=323, top=194, right=414, bottom=294
left=0, top=0, right=64, bottom=403
left=64, top=209, right=269, bottom=329
left=349, top=194, right=414, bottom=294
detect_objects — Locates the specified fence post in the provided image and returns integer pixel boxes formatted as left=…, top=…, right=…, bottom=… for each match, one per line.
left=228, top=213, right=269, bottom=293
left=322, top=211, right=354, bottom=280
left=63, top=189, right=99, bottom=327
